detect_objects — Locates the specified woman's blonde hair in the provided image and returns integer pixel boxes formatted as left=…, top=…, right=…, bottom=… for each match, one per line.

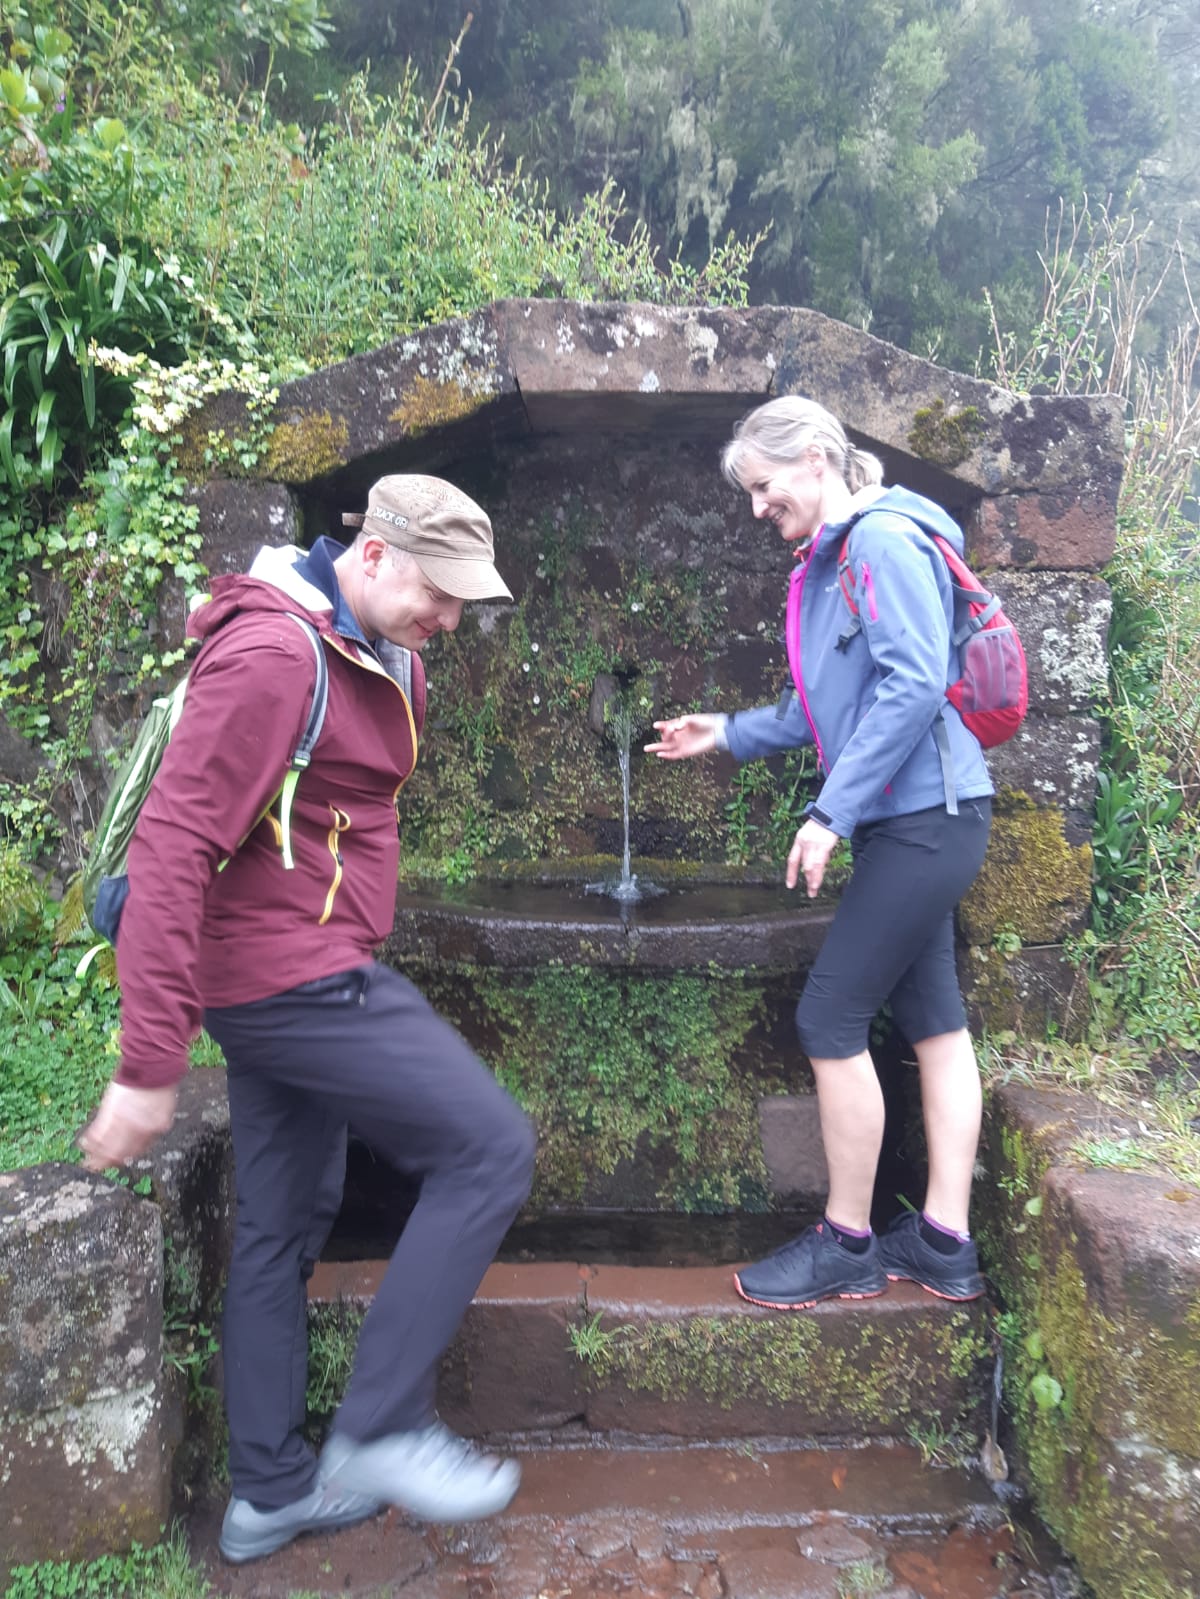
left=721, top=396, right=884, bottom=493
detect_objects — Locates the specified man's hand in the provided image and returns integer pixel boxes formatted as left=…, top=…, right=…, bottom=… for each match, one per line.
left=644, top=714, right=721, bottom=761
left=787, top=818, right=841, bottom=897
left=78, top=1082, right=179, bottom=1172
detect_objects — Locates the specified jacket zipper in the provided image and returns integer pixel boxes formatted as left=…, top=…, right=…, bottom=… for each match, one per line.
left=785, top=525, right=830, bottom=772
left=319, top=806, right=351, bottom=925
left=322, top=634, right=421, bottom=796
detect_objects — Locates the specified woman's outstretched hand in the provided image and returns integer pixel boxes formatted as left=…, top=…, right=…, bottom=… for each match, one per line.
left=787, top=818, right=840, bottom=896
left=644, top=714, right=721, bottom=760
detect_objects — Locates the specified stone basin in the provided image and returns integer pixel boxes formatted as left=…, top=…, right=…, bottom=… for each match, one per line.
left=386, top=872, right=836, bottom=971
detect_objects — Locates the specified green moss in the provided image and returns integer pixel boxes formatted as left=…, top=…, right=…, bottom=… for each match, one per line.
left=959, top=793, right=1091, bottom=945
left=581, top=1310, right=988, bottom=1429
left=389, top=374, right=486, bottom=435
left=405, top=963, right=790, bottom=1211
left=260, top=409, right=350, bottom=482
left=981, top=1103, right=1200, bottom=1599
left=907, top=400, right=983, bottom=467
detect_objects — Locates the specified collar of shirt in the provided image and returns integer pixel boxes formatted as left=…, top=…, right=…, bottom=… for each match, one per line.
left=292, top=535, right=372, bottom=647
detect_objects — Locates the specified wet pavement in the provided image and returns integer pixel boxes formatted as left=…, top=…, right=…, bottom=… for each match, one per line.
left=185, top=1435, right=1080, bottom=1599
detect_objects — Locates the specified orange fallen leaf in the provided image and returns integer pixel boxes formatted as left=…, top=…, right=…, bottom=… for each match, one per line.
left=830, top=1463, right=847, bottom=1491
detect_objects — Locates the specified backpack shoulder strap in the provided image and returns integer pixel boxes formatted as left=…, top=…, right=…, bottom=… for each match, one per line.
left=834, top=512, right=873, bottom=651
left=276, top=615, right=329, bottom=870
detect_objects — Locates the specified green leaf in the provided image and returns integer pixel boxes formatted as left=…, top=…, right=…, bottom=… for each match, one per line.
left=1023, top=1195, right=1043, bottom=1217
left=0, top=408, right=21, bottom=491
left=79, top=349, right=96, bottom=427
left=26, top=342, right=44, bottom=398
left=94, top=116, right=127, bottom=152
left=39, top=421, right=59, bottom=487
left=46, top=218, right=68, bottom=264
left=0, top=67, right=37, bottom=112
left=1030, top=1372, right=1064, bottom=1411
left=45, top=325, right=64, bottom=372
left=111, top=253, right=132, bottom=314
left=33, top=389, right=55, bottom=449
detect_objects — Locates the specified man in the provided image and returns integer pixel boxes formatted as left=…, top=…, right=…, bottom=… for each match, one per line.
left=80, top=475, right=536, bottom=1562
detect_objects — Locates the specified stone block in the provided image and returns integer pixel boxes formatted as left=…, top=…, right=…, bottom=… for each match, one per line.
left=0, top=1369, right=181, bottom=1564
left=961, top=943, right=1085, bottom=1039
left=1045, top=1165, right=1200, bottom=1334
left=0, top=1166, right=162, bottom=1414
left=438, top=1262, right=588, bottom=1435
left=580, top=1265, right=989, bottom=1439
left=193, top=478, right=301, bottom=570
left=986, top=571, right=1111, bottom=715
left=757, top=1094, right=828, bottom=1206
left=965, top=491, right=1116, bottom=571
left=983, top=713, right=1100, bottom=843
left=720, top=1546, right=839, bottom=1599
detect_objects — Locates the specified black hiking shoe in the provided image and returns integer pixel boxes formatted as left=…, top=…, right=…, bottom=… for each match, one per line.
left=734, top=1221, right=887, bottom=1310
left=878, top=1212, right=986, bottom=1301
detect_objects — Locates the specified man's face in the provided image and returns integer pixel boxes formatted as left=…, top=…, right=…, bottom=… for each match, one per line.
left=361, top=544, right=465, bottom=650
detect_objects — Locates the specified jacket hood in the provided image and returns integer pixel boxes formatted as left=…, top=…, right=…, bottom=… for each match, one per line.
left=187, top=546, right=332, bottom=643
left=813, top=486, right=965, bottom=564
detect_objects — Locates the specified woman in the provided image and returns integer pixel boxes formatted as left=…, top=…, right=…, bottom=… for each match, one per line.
left=646, top=396, right=993, bottom=1310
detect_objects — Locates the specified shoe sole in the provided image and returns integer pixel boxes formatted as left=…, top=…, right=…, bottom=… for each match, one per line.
left=219, top=1503, right=382, bottom=1564
left=734, top=1275, right=887, bottom=1311
left=884, top=1269, right=986, bottom=1302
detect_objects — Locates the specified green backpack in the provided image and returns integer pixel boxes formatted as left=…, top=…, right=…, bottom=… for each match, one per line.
left=81, top=613, right=329, bottom=948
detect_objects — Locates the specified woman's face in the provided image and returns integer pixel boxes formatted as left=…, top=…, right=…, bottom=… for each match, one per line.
left=740, top=445, right=827, bottom=546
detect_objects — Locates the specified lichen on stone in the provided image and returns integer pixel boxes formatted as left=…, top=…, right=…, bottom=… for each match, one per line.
left=959, top=793, right=1091, bottom=945
left=390, top=374, right=486, bottom=436
left=261, top=410, right=350, bottom=482
left=907, top=399, right=983, bottom=467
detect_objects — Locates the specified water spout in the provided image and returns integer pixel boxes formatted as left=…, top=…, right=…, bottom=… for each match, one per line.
left=587, top=689, right=660, bottom=905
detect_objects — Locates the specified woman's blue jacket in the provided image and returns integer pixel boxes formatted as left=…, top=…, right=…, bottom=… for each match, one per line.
left=723, top=487, right=994, bottom=837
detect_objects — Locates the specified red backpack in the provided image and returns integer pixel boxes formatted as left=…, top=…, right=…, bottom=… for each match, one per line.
left=837, top=529, right=1028, bottom=748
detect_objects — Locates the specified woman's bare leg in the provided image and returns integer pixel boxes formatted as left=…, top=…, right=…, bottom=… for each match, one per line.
left=810, top=1049, right=885, bottom=1231
left=912, top=1027, right=982, bottom=1234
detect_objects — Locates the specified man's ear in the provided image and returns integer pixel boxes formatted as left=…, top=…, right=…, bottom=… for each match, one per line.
left=360, top=534, right=390, bottom=576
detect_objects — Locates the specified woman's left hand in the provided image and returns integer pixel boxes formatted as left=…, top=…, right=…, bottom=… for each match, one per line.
left=787, top=818, right=840, bottom=897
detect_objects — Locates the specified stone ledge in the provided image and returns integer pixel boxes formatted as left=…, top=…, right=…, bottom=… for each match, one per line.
left=981, top=1082, right=1200, bottom=1599
left=581, top=1265, right=990, bottom=1440
left=311, top=1258, right=991, bottom=1445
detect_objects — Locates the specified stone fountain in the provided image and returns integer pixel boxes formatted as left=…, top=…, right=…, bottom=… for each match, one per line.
left=9, top=303, right=1193, bottom=1599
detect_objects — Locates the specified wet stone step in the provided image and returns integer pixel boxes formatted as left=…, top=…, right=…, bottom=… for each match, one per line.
left=308, top=1260, right=994, bottom=1444
left=186, top=1437, right=1070, bottom=1599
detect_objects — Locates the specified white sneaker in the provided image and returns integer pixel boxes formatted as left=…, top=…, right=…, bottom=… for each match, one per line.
left=219, top=1483, right=382, bottom=1563
left=319, top=1422, right=520, bottom=1522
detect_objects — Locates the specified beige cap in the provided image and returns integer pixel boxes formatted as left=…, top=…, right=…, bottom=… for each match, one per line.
left=343, top=474, right=513, bottom=601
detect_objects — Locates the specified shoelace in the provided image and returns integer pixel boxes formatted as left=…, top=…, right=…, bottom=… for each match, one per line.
left=416, top=1423, right=501, bottom=1479
left=762, top=1226, right=821, bottom=1266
